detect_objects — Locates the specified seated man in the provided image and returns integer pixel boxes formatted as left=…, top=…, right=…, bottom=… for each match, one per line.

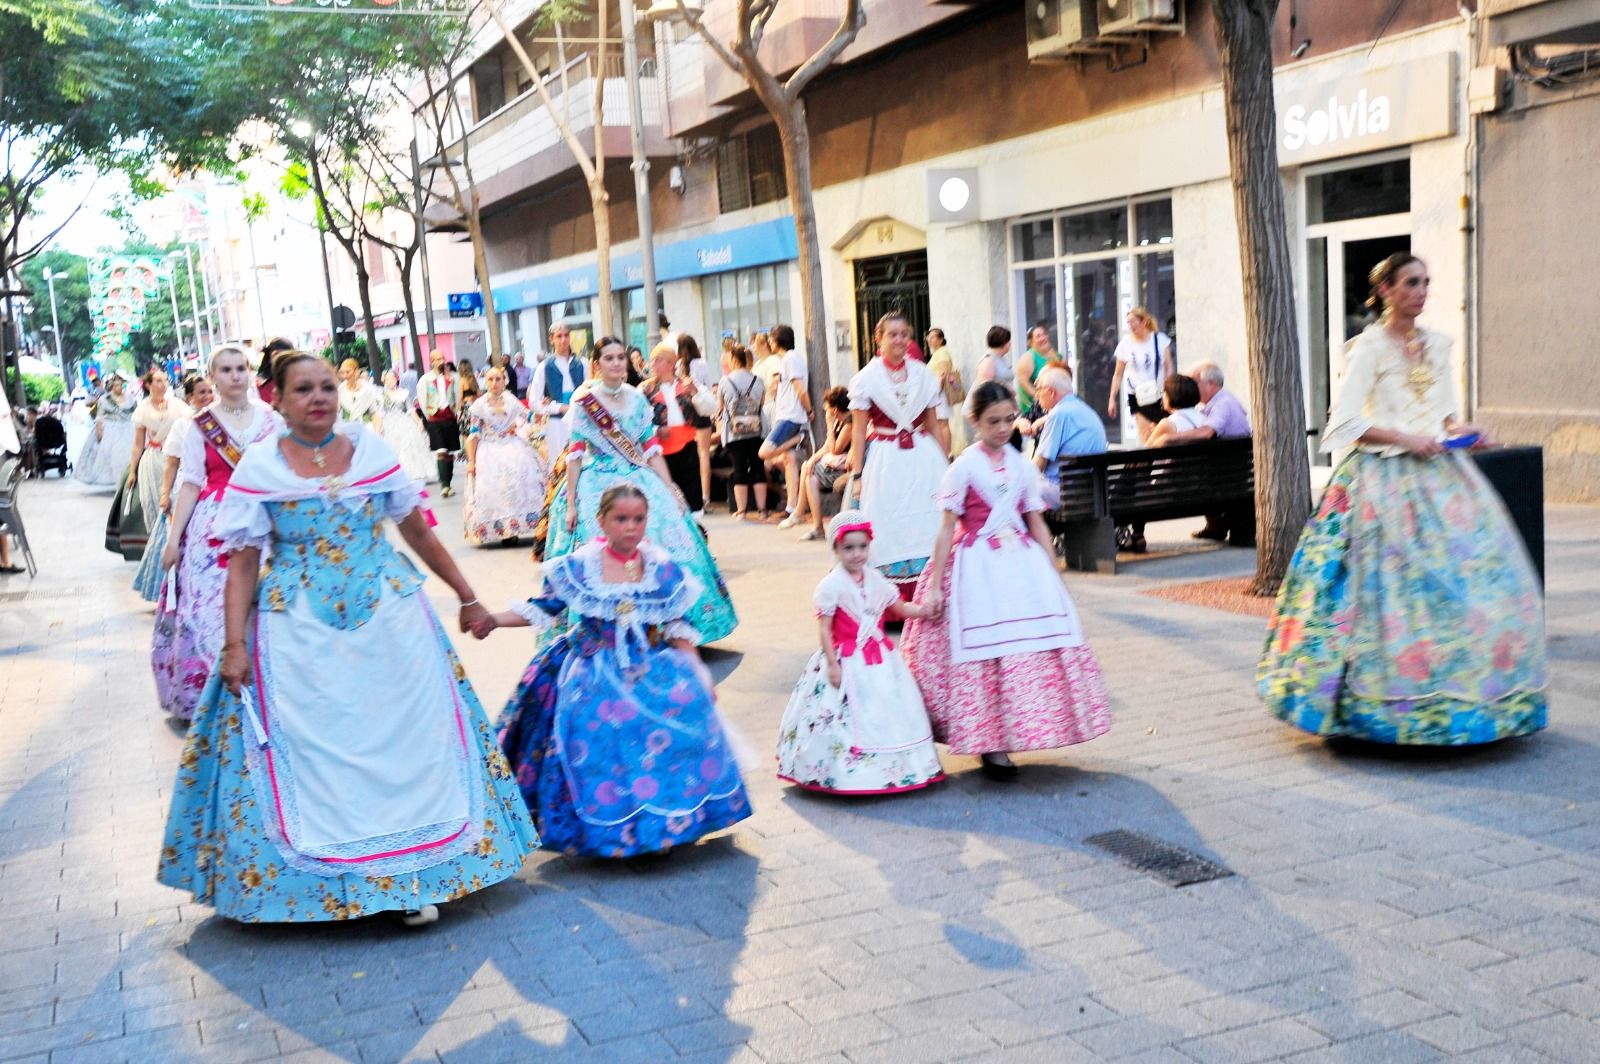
left=1020, top=365, right=1107, bottom=510
left=1157, top=361, right=1253, bottom=545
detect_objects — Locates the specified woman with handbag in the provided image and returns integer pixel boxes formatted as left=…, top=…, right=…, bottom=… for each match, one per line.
left=715, top=343, right=769, bottom=520
left=1107, top=306, right=1175, bottom=443
left=925, top=328, right=965, bottom=455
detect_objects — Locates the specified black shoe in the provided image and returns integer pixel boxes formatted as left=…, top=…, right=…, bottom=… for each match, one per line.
left=1191, top=525, right=1227, bottom=542
left=1130, top=535, right=1148, bottom=554
left=979, top=756, right=1019, bottom=782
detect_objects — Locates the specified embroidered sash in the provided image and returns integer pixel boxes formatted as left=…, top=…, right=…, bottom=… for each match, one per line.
left=578, top=390, right=653, bottom=470
left=193, top=409, right=243, bottom=468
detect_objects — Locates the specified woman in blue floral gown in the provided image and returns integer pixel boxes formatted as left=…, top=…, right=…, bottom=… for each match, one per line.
left=543, top=337, right=737, bottom=644
left=157, top=352, right=537, bottom=925
left=1258, top=253, right=1547, bottom=745
left=484, top=484, right=750, bottom=858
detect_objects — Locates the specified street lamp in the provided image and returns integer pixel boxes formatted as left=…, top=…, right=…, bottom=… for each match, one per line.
left=40, top=267, right=64, bottom=366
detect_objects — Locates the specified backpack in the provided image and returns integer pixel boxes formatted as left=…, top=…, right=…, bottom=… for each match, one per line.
left=728, top=375, right=763, bottom=439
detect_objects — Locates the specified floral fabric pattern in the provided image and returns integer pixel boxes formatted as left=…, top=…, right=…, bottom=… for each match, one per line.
left=541, top=388, right=737, bottom=643
left=256, top=496, right=425, bottom=630
left=463, top=396, right=547, bottom=545
left=151, top=497, right=229, bottom=721
left=1258, top=451, right=1548, bottom=744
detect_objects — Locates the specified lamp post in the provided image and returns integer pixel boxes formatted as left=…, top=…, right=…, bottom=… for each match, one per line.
left=40, top=267, right=64, bottom=366
left=183, top=245, right=209, bottom=353
left=621, top=0, right=659, bottom=351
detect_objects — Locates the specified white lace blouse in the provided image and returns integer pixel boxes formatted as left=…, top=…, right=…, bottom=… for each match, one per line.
left=1323, top=324, right=1459, bottom=457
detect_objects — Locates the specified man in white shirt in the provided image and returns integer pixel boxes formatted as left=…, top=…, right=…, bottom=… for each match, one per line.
left=533, top=323, right=588, bottom=461
left=760, top=324, right=813, bottom=526
left=417, top=349, right=461, bottom=496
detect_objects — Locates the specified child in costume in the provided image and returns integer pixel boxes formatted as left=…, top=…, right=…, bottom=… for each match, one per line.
left=777, top=509, right=945, bottom=794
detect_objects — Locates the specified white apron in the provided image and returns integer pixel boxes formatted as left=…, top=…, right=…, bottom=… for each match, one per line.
left=946, top=447, right=1084, bottom=664
left=847, top=358, right=948, bottom=569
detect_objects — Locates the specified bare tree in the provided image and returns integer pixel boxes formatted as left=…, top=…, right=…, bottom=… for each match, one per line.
left=483, top=0, right=616, bottom=339
left=345, top=111, right=430, bottom=371
left=677, top=0, right=865, bottom=422
left=1211, top=0, right=1312, bottom=596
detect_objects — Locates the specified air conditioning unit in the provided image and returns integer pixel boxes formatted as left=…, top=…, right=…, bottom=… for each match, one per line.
left=1027, top=0, right=1098, bottom=60
left=1097, top=0, right=1176, bottom=35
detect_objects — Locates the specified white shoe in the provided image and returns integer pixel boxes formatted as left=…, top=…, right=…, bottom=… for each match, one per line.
left=401, top=904, right=440, bottom=928
left=777, top=513, right=801, bottom=530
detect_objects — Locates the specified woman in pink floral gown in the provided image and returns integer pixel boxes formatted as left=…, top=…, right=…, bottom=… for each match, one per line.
left=902, top=381, right=1111, bottom=780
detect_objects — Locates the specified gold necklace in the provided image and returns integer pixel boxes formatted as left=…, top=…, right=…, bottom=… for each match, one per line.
left=1399, top=330, right=1434, bottom=402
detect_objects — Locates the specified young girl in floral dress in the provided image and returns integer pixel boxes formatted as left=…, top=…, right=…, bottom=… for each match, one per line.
left=777, top=510, right=944, bottom=795
left=902, top=381, right=1112, bottom=780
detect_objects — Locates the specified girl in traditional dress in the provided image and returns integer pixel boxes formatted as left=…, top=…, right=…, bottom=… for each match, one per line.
left=153, top=347, right=283, bottom=721
left=75, top=374, right=137, bottom=487
left=1259, top=253, right=1547, bottom=745
left=484, top=483, right=749, bottom=857
left=902, top=381, right=1112, bottom=780
left=543, top=337, right=737, bottom=644
left=846, top=311, right=949, bottom=593
left=129, top=371, right=193, bottom=600
left=777, top=510, right=944, bottom=795
left=337, top=358, right=382, bottom=424
left=463, top=365, right=547, bottom=546
left=378, top=368, right=436, bottom=483
left=157, top=352, right=535, bottom=925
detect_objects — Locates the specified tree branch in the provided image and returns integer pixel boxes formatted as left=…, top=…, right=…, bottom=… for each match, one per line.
left=786, top=0, right=863, bottom=100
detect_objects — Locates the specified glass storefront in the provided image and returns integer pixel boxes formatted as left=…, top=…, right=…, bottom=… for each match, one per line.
left=542, top=297, right=595, bottom=357
left=700, top=263, right=792, bottom=365
left=1010, top=196, right=1175, bottom=445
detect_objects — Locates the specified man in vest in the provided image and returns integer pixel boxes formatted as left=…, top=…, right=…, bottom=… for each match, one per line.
left=534, top=322, right=588, bottom=461
left=418, top=349, right=461, bottom=496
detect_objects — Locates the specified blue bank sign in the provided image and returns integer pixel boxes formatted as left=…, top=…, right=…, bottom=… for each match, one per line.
left=492, top=217, right=799, bottom=314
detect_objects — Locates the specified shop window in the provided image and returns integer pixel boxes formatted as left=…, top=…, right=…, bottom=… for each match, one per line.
left=716, top=125, right=788, bottom=214
left=1009, top=195, right=1176, bottom=446
left=1307, top=157, right=1410, bottom=225
left=700, top=264, right=793, bottom=363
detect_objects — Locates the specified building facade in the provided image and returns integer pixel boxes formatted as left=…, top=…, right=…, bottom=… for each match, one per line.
left=446, top=0, right=1596, bottom=494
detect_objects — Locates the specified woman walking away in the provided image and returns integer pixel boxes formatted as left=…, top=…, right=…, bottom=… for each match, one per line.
left=902, top=382, right=1112, bottom=781
left=485, top=484, right=749, bottom=857
left=153, top=347, right=282, bottom=721
left=846, top=311, right=948, bottom=593
left=134, top=376, right=208, bottom=602
left=777, top=510, right=944, bottom=795
left=157, top=352, right=536, bottom=926
left=542, top=337, right=737, bottom=644
left=379, top=368, right=436, bottom=483
left=463, top=365, right=547, bottom=546
left=715, top=343, right=768, bottom=520
left=1259, top=253, right=1546, bottom=745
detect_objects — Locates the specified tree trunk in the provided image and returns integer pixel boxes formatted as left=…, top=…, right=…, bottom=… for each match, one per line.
left=1211, top=0, right=1312, bottom=597
left=397, top=248, right=422, bottom=372
left=355, top=264, right=382, bottom=373
left=467, top=207, right=502, bottom=362
left=775, top=99, right=830, bottom=437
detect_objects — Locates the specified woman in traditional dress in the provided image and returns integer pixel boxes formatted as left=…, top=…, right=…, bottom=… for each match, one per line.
left=902, top=381, right=1112, bottom=780
left=846, top=311, right=949, bottom=593
left=378, top=368, right=436, bottom=483
left=485, top=483, right=749, bottom=857
left=129, top=370, right=192, bottom=599
left=463, top=365, right=547, bottom=546
left=641, top=343, right=708, bottom=520
left=157, top=351, right=536, bottom=925
left=337, top=358, right=382, bottom=425
left=75, top=374, right=137, bottom=487
left=543, top=337, right=737, bottom=644
left=1258, top=253, right=1547, bottom=745
left=153, top=347, right=283, bottom=721
left=777, top=510, right=944, bottom=795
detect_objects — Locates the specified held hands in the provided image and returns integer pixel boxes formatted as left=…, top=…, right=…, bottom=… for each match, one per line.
left=920, top=588, right=945, bottom=617
left=468, top=610, right=500, bottom=639
left=220, top=642, right=252, bottom=694
left=458, top=599, right=490, bottom=636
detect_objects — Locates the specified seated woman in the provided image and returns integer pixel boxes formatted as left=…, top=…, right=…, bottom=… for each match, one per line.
left=789, top=387, right=855, bottom=542
left=483, top=483, right=751, bottom=857
left=1145, top=374, right=1206, bottom=448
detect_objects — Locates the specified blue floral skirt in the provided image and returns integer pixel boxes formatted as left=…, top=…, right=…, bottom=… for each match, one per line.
left=1258, top=452, right=1547, bottom=745
left=132, top=511, right=168, bottom=602
left=157, top=640, right=538, bottom=922
left=498, top=636, right=751, bottom=858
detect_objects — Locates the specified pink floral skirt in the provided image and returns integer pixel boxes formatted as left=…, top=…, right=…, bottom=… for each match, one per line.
left=902, top=563, right=1112, bottom=756
left=152, top=499, right=228, bottom=721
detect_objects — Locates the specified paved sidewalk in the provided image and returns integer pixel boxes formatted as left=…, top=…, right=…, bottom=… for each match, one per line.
left=1, top=475, right=1597, bottom=1064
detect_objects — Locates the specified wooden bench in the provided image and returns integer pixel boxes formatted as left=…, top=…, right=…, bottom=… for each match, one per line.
left=1049, top=437, right=1256, bottom=574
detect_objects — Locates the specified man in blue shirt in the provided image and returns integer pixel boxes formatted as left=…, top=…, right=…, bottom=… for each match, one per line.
left=1023, top=365, right=1107, bottom=509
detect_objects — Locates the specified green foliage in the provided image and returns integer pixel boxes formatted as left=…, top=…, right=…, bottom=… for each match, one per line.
left=21, top=372, right=65, bottom=404
left=18, top=251, right=91, bottom=363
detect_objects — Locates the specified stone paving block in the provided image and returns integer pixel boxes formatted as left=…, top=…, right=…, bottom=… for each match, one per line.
left=1278, top=1030, right=1447, bottom=1064
left=1069, top=1007, right=1216, bottom=1060
left=660, top=1003, right=804, bottom=1055
left=840, top=1021, right=997, bottom=1063
left=1175, top=1018, right=1328, bottom=1064
left=744, top=1014, right=898, bottom=1064
left=1501, top=1011, right=1600, bottom=1062
left=1403, top=1013, right=1506, bottom=1054
left=46, top=1024, right=205, bottom=1064
left=968, top=997, right=1119, bottom=1046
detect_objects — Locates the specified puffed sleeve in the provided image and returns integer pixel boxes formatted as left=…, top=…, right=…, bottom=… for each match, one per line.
left=846, top=368, right=872, bottom=411
left=382, top=479, right=429, bottom=524
left=1019, top=456, right=1046, bottom=514
left=175, top=414, right=209, bottom=488
left=162, top=418, right=190, bottom=458
left=1321, top=336, right=1378, bottom=454
left=214, top=454, right=273, bottom=553
left=812, top=574, right=840, bottom=616
left=936, top=457, right=969, bottom=514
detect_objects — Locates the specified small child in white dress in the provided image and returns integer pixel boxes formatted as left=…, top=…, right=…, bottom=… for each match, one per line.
left=776, top=510, right=945, bottom=794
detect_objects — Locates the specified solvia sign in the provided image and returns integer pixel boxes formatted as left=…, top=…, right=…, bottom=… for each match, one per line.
left=1274, top=52, right=1455, bottom=166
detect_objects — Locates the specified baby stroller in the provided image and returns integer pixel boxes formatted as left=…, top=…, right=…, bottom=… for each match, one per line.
left=32, top=413, right=69, bottom=477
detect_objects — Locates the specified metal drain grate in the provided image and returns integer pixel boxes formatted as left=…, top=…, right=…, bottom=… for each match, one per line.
left=1086, top=829, right=1234, bottom=887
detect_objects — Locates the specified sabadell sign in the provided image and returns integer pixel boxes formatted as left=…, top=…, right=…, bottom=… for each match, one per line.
left=1275, top=52, right=1457, bottom=166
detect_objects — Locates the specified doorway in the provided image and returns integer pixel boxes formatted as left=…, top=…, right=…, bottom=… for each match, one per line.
left=853, top=251, right=930, bottom=367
